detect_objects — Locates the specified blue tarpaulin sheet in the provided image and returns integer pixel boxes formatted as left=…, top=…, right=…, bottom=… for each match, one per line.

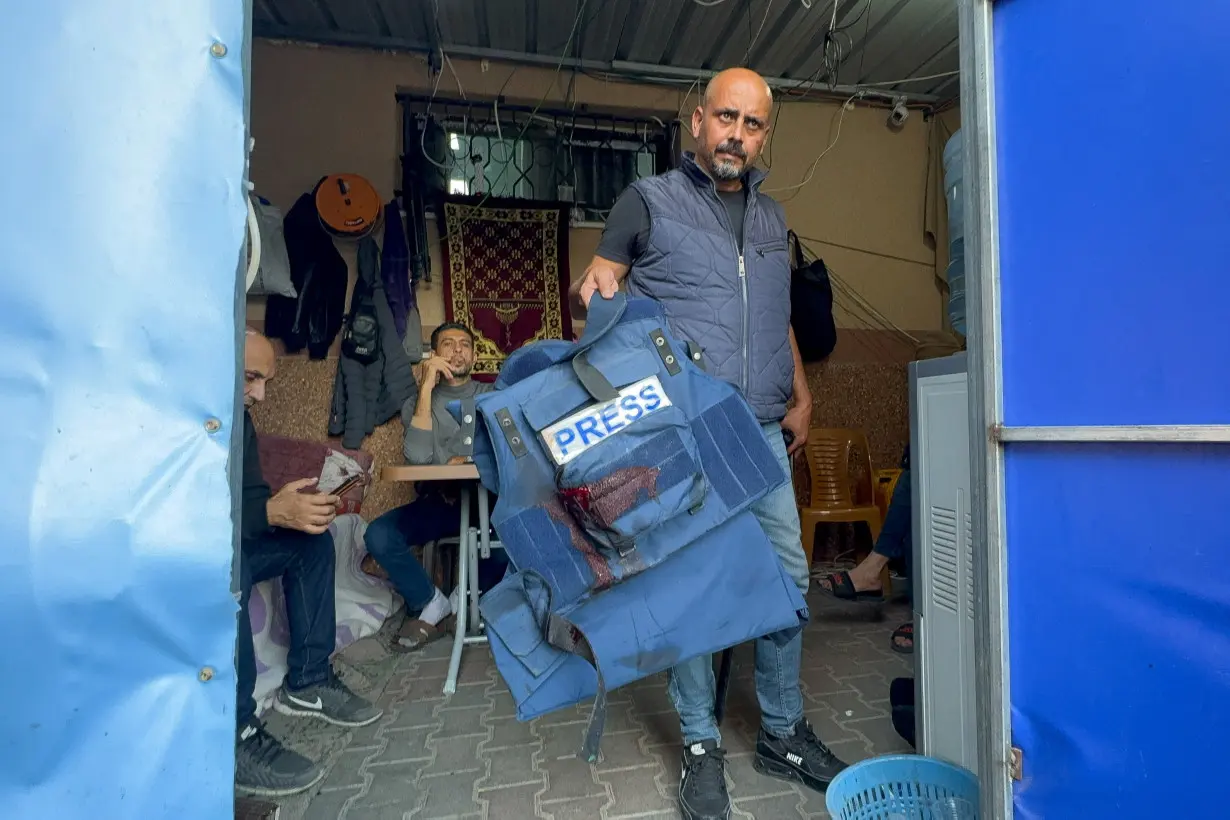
left=0, top=1, right=248, bottom=817
left=995, top=0, right=1230, bottom=817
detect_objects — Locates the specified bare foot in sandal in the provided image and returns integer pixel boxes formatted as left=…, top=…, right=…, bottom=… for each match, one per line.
left=817, top=553, right=887, bottom=602
left=394, top=588, right=454, bottom=652
left=395, top=613, right=454, bottom=652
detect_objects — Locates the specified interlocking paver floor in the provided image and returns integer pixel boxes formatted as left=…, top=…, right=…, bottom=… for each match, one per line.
left=265, top=585, right=914, bottom=820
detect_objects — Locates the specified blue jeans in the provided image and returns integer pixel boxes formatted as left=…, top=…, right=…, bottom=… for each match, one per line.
left=667, top=421, right=810, bottom=744
left=872, top=468, right=913, bottom=604
left=236, top=528, right=336, bottom=727
left=364, top=491, right=509, bottom=612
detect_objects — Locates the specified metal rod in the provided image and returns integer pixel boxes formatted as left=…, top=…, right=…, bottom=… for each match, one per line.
left=995, top=425, right=1230, bottom=443
left=443, top=488, right=472, bottom=696
left=252, top=27, right=940, bottom=104
left=609, top=59, right=939, bottom=103
left=960, top=1, right=1012, bottom=817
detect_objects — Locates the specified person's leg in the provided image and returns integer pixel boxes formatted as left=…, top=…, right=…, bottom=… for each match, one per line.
left=255, top=528, right=382, bottom=728
left=234, top=537, right=323, bottom=797
left=367, top=494, right=468, bottom=648
left=364, top=500, right=446, bottom=612
left=750, top=422, right=848, bottom=792
left=236, top=548, right=259, bottom=730
left=668, top=654, right=728, bottom=820
left=818, top=466, right=912, bottom=599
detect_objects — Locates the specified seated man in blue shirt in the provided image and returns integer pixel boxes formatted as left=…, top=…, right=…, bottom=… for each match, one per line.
left=364, top=322, right=509, bottom=651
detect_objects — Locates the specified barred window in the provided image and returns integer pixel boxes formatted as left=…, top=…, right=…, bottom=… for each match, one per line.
left=400, top=95, right=671, bottom=223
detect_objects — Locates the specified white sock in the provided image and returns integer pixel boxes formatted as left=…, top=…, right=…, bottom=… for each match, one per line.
left=418, top=587, right=451, bottom=626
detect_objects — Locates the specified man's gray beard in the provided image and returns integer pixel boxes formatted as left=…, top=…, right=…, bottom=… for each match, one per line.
left=711, top=159, right=742, bottom=181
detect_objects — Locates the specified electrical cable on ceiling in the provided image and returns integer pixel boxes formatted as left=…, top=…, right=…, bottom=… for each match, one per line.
left=858, top=70, right=960, bottom=87
left=424, top=0, right=590, bottom=245
left=743, top=0, right=775, bottom=65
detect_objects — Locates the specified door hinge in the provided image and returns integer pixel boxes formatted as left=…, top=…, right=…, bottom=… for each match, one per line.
left=1009, top=746, right=1023, bottom=781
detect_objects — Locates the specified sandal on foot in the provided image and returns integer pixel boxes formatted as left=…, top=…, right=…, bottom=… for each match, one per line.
left=890, top=622, right=914, bottom=654
left=393, top=614, right=454, bottom=653
left=818, top=571, right=884, bottom=603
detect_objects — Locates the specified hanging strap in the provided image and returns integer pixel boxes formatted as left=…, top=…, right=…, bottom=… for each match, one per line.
left=521, top=571, right=609, bottom=762
left=573, top=291, right=628, bottom=355
left=788, top=229, right=805, bottom=271
left=572, top=352, right=619, bottom=401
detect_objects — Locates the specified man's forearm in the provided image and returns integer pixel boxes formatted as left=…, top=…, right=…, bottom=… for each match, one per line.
left=410, top=386, right=434, bottom=430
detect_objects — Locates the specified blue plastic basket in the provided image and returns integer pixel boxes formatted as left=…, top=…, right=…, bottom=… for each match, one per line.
left=825, top=755, right=980, bottom=819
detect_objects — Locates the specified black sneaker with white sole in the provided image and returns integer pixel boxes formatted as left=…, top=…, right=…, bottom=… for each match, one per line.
left=678, top=739, right=731, bottom=820
left=235, top=719, right=324, bottom=797
left=272, top=673, right=383, bottom=728
left=753, top=720, right=848, bottom=792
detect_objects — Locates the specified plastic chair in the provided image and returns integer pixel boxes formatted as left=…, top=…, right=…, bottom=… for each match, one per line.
left=874, top=468, right=904, bottom=522
left=799, top=428, right=890, bottom=593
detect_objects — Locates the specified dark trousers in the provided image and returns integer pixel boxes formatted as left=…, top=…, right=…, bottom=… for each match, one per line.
left=872, top=467, right=913, bottom=604
left=236, top=528, right=337, bottom=727
left=364, top=492, right=509, bottom=613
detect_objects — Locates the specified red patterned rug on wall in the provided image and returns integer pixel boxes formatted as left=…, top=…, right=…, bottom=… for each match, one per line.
left=439, top=195, right=573, bottom=381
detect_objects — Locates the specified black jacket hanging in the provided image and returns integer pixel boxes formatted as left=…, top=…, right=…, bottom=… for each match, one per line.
left=264, top=193, right=348, bottom=359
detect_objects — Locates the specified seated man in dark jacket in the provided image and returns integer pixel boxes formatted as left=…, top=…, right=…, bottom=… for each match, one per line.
left=364, top=322, right=509, bottom=651
left=236, top=329, right=381, bottom=797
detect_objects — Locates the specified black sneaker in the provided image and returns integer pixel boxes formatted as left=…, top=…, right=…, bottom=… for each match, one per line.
left=753, top=720, right=848, bottom=792
left=235, top=719, right=324, bottom=797
left=272, top=673, right=383, bottom=728
left=678, top=739, right=731, bottom=820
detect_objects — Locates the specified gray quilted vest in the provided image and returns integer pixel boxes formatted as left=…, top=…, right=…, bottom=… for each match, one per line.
left=627, top=153, right=794, bottom=422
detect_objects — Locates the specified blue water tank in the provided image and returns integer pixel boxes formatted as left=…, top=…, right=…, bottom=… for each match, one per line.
left=942, top=129, right=965, bottom=335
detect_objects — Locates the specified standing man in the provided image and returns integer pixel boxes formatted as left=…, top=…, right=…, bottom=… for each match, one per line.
left=237, top=329, right=382, bottom=797
left=570, top=68, right=846, bottom=820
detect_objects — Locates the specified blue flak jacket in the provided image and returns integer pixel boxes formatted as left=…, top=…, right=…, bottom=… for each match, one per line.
left=453, top=293, right=808, bottom=760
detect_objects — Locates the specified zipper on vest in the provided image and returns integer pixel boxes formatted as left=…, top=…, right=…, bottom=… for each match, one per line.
left=705, top=177, right=755, bottom=396
left=738, top=253, right=749, bottom=394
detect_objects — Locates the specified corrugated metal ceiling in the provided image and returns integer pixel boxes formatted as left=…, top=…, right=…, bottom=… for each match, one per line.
left=253, top=0, right=960, bottom=102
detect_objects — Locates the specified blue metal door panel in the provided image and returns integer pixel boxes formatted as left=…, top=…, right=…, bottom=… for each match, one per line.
left=994, top=0, right=1230, bottom=817
left=995, top=0, right=1230, bottom=426
left=0, top=2, right=248, bottom=817
left=1005, top=444, right=1230, bottom=818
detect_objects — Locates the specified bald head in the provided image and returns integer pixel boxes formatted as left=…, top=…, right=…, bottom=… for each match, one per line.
left=243, top=328, right=276, bottom=408
left=702, top=68, right=773, bottom=109
left=692, top=68, right=773, bottom=188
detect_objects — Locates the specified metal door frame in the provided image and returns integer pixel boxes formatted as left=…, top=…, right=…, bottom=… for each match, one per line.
left=957, top=2, right=1011, bottom=817
left=961, top=2, right=1230, bottom=817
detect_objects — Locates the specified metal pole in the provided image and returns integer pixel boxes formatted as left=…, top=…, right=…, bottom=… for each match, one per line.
left=959, top=1, right=1013, bottom=817
left=251, top=26, right=940, bottom=104
left=995, top=425, right=1230, bottom=443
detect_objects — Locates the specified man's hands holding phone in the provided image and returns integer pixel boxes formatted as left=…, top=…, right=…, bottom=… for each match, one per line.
left=267, top=478, right=341, bottom=535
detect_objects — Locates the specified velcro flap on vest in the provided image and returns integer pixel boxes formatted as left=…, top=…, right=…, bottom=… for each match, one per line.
left=520, top=347, right=662, bottom=433
left=480, top=572, right=562, bottom=679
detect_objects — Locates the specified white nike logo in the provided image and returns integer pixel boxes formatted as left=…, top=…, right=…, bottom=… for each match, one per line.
left=786, top=752, right=804, bottom=766
left=286, top=692, right=323, bottom=710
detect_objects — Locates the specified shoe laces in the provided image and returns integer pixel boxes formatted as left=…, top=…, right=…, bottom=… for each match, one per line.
left=242, top=723, right=288, bottom=766
left=684, top=743, right=728, bottom=791
left=320, top=671, right=355, bottom=698
left=794, top=722, right=837, bottom=767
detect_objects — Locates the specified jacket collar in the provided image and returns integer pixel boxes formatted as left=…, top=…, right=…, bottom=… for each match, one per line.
left=680, top=151, right=768, bottom=193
